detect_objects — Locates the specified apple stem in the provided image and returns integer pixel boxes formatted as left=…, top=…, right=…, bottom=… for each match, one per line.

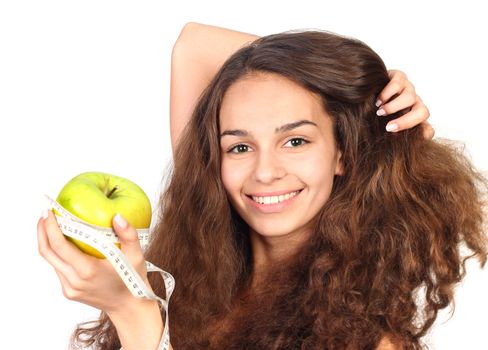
left=107, top=185, right=119, bottom=198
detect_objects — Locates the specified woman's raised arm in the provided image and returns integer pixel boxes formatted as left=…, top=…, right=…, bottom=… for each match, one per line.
left=169, top=23, right=432, bottom=153
left=170, top=22, right=259, bottom=151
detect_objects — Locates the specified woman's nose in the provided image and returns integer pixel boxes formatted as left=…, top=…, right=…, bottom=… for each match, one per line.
left=252, top=151, right=286, bottom=184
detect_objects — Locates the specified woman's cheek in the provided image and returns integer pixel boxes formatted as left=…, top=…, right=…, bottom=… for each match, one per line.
left=221, top=158, right=246, bottom=194
left=297, top=150, right=338, bottom=187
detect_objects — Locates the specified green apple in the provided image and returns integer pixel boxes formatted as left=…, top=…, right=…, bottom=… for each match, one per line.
left=55, top=171, right=152, bottom=259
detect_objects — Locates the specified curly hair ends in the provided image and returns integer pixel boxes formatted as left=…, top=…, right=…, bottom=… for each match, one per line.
left=70, top=30, right=488, bottom=350
left=69, top=312, right=120, bottom=349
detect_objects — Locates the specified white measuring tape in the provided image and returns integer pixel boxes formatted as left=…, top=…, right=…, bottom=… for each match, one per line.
left=44, top=195, right=174, bottom=350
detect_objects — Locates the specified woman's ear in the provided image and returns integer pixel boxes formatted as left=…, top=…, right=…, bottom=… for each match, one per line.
left=334, top=150, right=344, bottom=176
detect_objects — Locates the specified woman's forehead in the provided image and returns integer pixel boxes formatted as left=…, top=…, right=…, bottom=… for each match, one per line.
left=220, top=73, right=327, bottom=128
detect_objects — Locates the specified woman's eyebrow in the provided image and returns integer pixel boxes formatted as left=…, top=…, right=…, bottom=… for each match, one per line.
left=220, top=119, right=318, bottom=138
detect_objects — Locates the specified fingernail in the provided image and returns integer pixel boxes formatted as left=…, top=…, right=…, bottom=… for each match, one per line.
left=386, top=123, right=398, bottom=132
left=376, top=108, right=386, bottom=116
left=41, top=209, right=49, bottom=220
left=114, top=213, right=128, bottom=229
left=375, top=99, right=382, bottom=107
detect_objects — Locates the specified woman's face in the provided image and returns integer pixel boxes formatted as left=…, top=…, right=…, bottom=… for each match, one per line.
left=219, top=72, right=343, bottom=241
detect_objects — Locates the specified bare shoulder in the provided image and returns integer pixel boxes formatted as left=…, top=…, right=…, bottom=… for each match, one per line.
left=376, top=335, right=404, bottom=350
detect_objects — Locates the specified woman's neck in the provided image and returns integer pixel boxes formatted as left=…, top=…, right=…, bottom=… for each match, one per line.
left=249, top=227, right=312, bottom=277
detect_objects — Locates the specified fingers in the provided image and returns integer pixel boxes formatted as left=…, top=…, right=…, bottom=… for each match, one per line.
left=37, top=213, right=77, bottom=277
left=113, top=214, right=146, bottom=270
left=377, top=70, right=412, bottom=107
left=384, top=96, right=431, bottom=134
left=39, top=209, right=95, bottom=277
left=379, top=70, right=432, bottom=136
left=377, top=88, right=416, bottom=117
left=37, top=213, right=87, bottom=300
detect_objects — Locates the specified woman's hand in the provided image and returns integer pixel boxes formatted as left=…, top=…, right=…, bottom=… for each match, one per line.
left=378, top=70, right=434, bottom=139
left=37, top=209, right=149, bottom=313
left=38, top=209, right=165, bottom=349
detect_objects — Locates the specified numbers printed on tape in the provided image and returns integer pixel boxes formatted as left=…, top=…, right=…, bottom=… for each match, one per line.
left=44, top=195, right=174, bottom=350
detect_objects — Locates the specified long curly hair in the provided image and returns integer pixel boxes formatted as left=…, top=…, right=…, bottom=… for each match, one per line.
left=70, top=30, right=488, bottom=349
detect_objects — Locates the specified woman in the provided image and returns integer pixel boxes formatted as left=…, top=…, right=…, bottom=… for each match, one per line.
left=37, top=23, right=486, bottom=349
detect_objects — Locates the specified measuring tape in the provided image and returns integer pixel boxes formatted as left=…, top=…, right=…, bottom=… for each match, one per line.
left=44, top=195, right=174, bottom=350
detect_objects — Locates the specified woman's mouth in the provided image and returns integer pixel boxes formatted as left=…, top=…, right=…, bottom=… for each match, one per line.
left=249, top=190, right=302, bottom=205
left=245, top=189, right=303, bottom=212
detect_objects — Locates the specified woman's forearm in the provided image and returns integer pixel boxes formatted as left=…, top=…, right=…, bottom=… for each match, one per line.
left=170, top=22, right=259, bottom=150
left=107, top=299, right=171, bottom=350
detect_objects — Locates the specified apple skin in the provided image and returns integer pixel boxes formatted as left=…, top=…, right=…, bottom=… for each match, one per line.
left=55, top=171, right=152, bottom=258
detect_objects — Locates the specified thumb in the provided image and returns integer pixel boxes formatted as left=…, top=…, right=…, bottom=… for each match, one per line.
left=113, top=213, right=145, bottom=268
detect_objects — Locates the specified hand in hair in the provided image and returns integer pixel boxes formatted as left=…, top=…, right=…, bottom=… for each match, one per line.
left=37, top=210, right=166, bottom=350
left=378, top=69, right=433, bottom=138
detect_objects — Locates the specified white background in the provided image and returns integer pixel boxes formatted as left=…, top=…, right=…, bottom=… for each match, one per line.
left=1, top=0, right=487, bottom=348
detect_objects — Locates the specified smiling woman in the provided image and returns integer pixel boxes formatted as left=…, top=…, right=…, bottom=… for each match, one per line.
left=154, top=29, right=484, bottom=349
left=163, top=28, right=484, bottom=349
left=41, top=23, right=487, bottom=350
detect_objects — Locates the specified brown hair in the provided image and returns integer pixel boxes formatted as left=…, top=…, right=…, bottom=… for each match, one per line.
left=71, top=30, right=487, bottom=349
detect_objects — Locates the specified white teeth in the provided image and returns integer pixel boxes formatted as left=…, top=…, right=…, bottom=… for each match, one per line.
left=251, top=190, right=300, bottom=205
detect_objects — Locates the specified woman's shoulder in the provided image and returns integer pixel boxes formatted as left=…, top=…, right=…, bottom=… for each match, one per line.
left=375, top=335, right=404, bottom=350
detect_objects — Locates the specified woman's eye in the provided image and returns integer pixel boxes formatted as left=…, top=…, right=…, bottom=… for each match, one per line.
left=228, top=144, right=250, bottom=153
left=285, top=137, right=309, bottom=147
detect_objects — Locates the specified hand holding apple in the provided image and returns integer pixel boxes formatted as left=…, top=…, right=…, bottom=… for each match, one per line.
left=37, top=207, right=159, bottom=315
left=38, top=172, right=166, bottom=348
left=54, top=171, right=152, bottom=258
